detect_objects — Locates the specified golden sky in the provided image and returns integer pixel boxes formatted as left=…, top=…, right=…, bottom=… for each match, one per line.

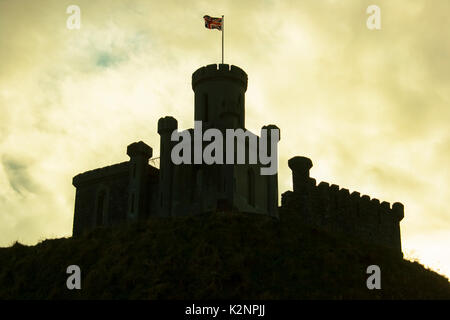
left=0, top=0, right=449, bottom=278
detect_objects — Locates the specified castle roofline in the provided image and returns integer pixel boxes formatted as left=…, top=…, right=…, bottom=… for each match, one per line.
left=72, top=162, right=130, bottom=187
left=192, top=64, right=248, bottom=91
left=72, top=162, right=159, bottom=187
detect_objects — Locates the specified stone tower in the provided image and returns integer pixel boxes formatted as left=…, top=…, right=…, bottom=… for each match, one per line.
left=192, top=64, right=247, bottom=130
left=156, top=64, right=279, bottom=217
left=157, top=116, right=178, bottom=217
left=72, top=63, right=280, bottom=237
left=126, top=141, right=153, bottom=221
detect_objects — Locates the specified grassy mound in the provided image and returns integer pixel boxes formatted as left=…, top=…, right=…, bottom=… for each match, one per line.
left=0, top=209, right=449, bottom=299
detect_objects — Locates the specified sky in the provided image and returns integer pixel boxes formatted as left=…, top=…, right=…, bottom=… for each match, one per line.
left=0, top=0, right=449, bottom=278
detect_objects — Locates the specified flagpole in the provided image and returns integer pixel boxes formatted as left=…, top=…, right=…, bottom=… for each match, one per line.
left=222, top=15, right=224, bottom=64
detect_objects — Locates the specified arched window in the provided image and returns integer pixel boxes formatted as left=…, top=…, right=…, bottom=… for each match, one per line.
left=204, top=93, right=209, bottom=122
left=247, top=168, right=255, bottom=207
left=96, top=190, right=106, bottom=226
left=239, top=93, right=244, bottom=127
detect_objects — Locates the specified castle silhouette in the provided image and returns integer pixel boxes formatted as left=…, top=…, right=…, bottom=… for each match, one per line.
left=72, top=64, right=404, bottom=256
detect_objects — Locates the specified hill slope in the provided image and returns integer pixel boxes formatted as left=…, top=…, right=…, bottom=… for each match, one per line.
left=0, top=209, right=449, bottom=299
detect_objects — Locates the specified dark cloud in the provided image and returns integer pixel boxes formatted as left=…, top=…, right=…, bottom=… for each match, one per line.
left=95, top=51, right=126, bottom=68
left=1, top=156, right=40, bottom=195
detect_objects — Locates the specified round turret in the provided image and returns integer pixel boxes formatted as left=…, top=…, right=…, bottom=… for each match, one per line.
left=288, top=156, right=314, bottom=194
left=288, top=156, right=313, bottom=176
left=127, top=141, right=153, bottom=159
left=192, top=64, right=248, bottom=129
left=262, top=124, right=281, bottom=140
left=158, top=116, right=178, bottom=134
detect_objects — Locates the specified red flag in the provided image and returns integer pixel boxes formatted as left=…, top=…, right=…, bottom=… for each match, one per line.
left=203, top=15, right=223, bottom=31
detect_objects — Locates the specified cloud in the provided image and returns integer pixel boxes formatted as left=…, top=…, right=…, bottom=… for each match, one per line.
left=2, top=155, right=39, bottom=195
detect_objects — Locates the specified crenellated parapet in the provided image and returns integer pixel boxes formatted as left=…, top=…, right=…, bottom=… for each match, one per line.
left=282, top=156, right=405, bottom=256
left=192, top=64, right=248, bottom=91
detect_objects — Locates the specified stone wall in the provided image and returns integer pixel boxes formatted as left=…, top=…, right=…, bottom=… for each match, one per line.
left=72, top=162, right=130, bottom=237
left=282, top=156, right=404, bottom=256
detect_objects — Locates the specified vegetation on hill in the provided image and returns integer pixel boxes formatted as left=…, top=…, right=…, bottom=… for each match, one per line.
left=0, top=209, right=449, bottom=299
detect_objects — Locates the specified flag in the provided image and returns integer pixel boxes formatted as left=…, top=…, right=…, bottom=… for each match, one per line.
left=203, top=15, right=223, bottom=31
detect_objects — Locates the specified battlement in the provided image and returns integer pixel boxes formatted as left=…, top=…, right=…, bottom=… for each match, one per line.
left=192, top=64, right=248, bottom=91
left=312, top=180, right=404, bottom=222
left=282, top=155, right=405, bottom=256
